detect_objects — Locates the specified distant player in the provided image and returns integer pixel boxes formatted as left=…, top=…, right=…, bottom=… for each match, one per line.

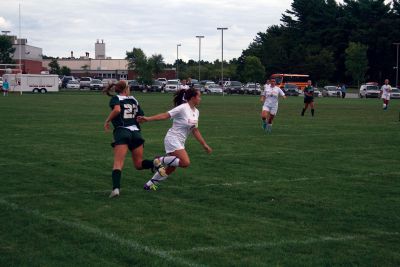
left=301, top=80, right=315, bottom=116
left=380, top=79, right=392, bottom=110
left=103, top=81, right=165, bottom=198
left=137, top=87, right=212, bottom=190
left=260, top=79, right=286, bottom=133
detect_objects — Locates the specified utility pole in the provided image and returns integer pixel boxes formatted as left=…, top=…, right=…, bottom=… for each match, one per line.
left=195, top=36, right=204, bottom=81
left=394, top=43, right=400, bottom=87
left=217, top=27, right=228, bottom=93
left=176, top=44, right=181, bottom=79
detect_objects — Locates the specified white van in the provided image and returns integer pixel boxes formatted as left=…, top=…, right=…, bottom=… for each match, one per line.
left=359, top=82, right=380, bottom=98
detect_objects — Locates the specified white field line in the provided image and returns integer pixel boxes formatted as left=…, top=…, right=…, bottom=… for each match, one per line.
left=168, top=231, right=400, bottom=254
left=4, top=171, right=399, bottom=199
left=0, top=198, right=205, bottom=267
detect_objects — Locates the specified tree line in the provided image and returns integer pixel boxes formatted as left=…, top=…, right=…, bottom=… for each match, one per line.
left=1, top=0, right=399, bottom=86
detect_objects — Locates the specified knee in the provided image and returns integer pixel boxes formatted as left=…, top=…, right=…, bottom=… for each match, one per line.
left=180, top=159, right=190, bottom=168
left=133, top=160, right=142, bottom=170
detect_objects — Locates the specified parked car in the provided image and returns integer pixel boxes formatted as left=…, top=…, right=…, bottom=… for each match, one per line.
left=89, top=79, right=104, bottom=90
left=390, top=87, right=400, bottom=99
left=128, top=80, right=141, bottom=91
left=0, top=77, right=3, bottom=88
left=225, top=81, right=244, bottom=94
left=313, top=87, right=322, bottom=97
left=165, top=79, right=180, bottom=92
left=102, top=78, right=117, bottom=87
left=61, top=76, right=75, bottom=88
left=66, top=80, right=80, bottom=89
left=359, top=82, right=380, bottom=98
left=150, top=80, right=163, bottom=92
left=283, top=84, right=300, bottom=96
left=322, top=86, right=340, bottom=97
left=193, top=83, right=203, bottom=92
left=157, top=78, right=167, bottom=86
left=79, top=77, right=92, bottom=89
left=244, top=83, right=262, bottom=95
left=205, top=84, right=223, bottom=94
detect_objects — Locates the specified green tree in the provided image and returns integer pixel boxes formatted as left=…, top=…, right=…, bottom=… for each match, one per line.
left=304, top=48, right=335, bottom=84
left=60, top=66, right=71, bottom=76
left=242, top=56, right=265, bottom=83
left=148, top=54, right=165, bottom=78
left=48, top=59, right=60, bottom=75
left=0, top=35, right=16, bottom=64
left=345, top=42, right=368, bottom=86
left=126, top=48, right=152, bottom=85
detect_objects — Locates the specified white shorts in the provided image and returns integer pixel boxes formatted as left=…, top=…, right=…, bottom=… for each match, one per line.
left=381, top=94, right=390, bottom=100
left=164, top=135, right=185, bottom=154
left=262, top=105, right=278, bottom=115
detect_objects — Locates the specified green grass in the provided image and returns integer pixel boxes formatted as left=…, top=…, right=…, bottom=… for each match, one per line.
left=0, top=92, right=399, bottom=266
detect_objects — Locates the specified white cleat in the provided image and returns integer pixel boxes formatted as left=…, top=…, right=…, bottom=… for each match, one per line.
left=109, top=188, right=120, bottom=198
left=153, top=158, right=167, bottom=177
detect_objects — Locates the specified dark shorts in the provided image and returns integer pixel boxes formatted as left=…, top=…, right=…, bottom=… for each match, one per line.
left=304, top=97, right=314, bottom=104
left=112, top=127, right=145, bottom=151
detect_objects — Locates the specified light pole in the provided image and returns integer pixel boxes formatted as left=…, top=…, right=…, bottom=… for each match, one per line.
left=176, top=44, right=181, bottom=79
left=394, top=43, right=400, bottom=87
left=217, top=27, right=228, bottom=92
left=196, top=36, right=204, bottom=81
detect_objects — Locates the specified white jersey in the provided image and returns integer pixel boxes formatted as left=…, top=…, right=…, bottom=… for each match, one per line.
left=166, top=103, right=199, bottom=144
left=263, top=84, right=271, bottom=91
left=263, top=86, right=285, bottom=107
left=381, top=84, right=391, bottom=98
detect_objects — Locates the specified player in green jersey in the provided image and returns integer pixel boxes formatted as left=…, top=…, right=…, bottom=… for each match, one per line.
left=103, top=81, right=165, bottom=198
left=301, top=80, right=315, bottom=117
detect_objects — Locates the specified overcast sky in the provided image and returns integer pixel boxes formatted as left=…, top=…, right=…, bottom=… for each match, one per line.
left=1, top=0, right=297, bottom=64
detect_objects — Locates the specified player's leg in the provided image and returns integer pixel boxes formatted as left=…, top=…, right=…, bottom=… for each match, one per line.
left=302, top=103, right=308, bottom=116
left=310, top=101, right=315, bottom=116
left=144, top=149, right=190, bottom=190
left=261, top=109, right=268, bottom=130
left=110, top=144, right=128, bottom=198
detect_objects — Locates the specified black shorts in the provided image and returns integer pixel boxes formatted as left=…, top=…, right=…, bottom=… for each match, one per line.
left=304, top=97, right=314, bottom=104
left=112, top=127, right=145, bottom=151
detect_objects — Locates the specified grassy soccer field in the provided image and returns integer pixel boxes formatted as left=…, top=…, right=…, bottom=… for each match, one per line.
left=0, top=92, right=399, bottom=266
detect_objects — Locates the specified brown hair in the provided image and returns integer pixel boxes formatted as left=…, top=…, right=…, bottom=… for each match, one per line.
left=103, top=80, right=128, bottom=96
left=173, top=88, right=199, bottom=106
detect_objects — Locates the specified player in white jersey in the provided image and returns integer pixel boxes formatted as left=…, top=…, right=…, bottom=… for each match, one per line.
left=260, top=79, right=286, bottom=133
left=138, top=87, right=212, bottom=190
left=380, top=79, right=392, bottom=110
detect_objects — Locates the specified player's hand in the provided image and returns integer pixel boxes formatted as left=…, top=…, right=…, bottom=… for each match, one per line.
left=203, top=144, right=212, bottom=154
left=104, top=121, right=110, bottom=132
left=137, top=116, right=148, bottom=123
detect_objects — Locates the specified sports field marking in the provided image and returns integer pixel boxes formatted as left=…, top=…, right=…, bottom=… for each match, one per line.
left=168, top=230, right=400, bottom=254
left=0, top=198, right=205, bottom=267
left=4, top=171, right=399, bottom=199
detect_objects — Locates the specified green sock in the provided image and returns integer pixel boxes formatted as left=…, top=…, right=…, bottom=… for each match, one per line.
left=141, top=160, right=154, bottom=169
left=112, top=169, right=121, bottom=189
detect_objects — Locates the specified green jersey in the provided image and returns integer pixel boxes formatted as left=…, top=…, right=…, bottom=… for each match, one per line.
left=109, top=95, right=144, bottom=130
left=304, top=85, right=314, bottom=99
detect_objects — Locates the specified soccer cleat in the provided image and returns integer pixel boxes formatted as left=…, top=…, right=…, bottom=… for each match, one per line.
left=109, top=188, right=120, bottom=198
left=262, top=121, right=267, bottom=130
left=143, top=183, right=158, bottom=191
left=153, top=158, right=167, bottom=177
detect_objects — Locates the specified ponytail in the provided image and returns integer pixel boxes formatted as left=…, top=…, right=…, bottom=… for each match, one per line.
left=173, top=88, right=198, bottom=106
left=103, top=80, right=128, bottom=97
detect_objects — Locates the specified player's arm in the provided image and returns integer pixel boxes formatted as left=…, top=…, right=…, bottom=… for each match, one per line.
left=260, top=95, right=266, bottom=102
left=279, top=88, right=287, bottom=99
left=192, top=128, right=212, bottom=154
left=104, top=105, right=120, bottom=131
left=137, top=112, right=171, bottom=123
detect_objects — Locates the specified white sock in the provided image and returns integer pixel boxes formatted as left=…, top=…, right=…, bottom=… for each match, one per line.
left=159, top=156, right=180, bottom=167
left=146, top=172, right=168, bottom=186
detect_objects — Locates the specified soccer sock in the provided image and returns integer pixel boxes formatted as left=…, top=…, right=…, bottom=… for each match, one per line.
left=311, top=109, right=315, bottom=116
left=301, top=108, right=305, bottom=116
left=112, top=169, right=121, bottom=190
left=159, top=156, right=180, bottom=167
left=268, top=115, right=274, bottom=124
left=146, top=172, right=168, bottom=186
left=141, top=159, right=153, bottom=169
